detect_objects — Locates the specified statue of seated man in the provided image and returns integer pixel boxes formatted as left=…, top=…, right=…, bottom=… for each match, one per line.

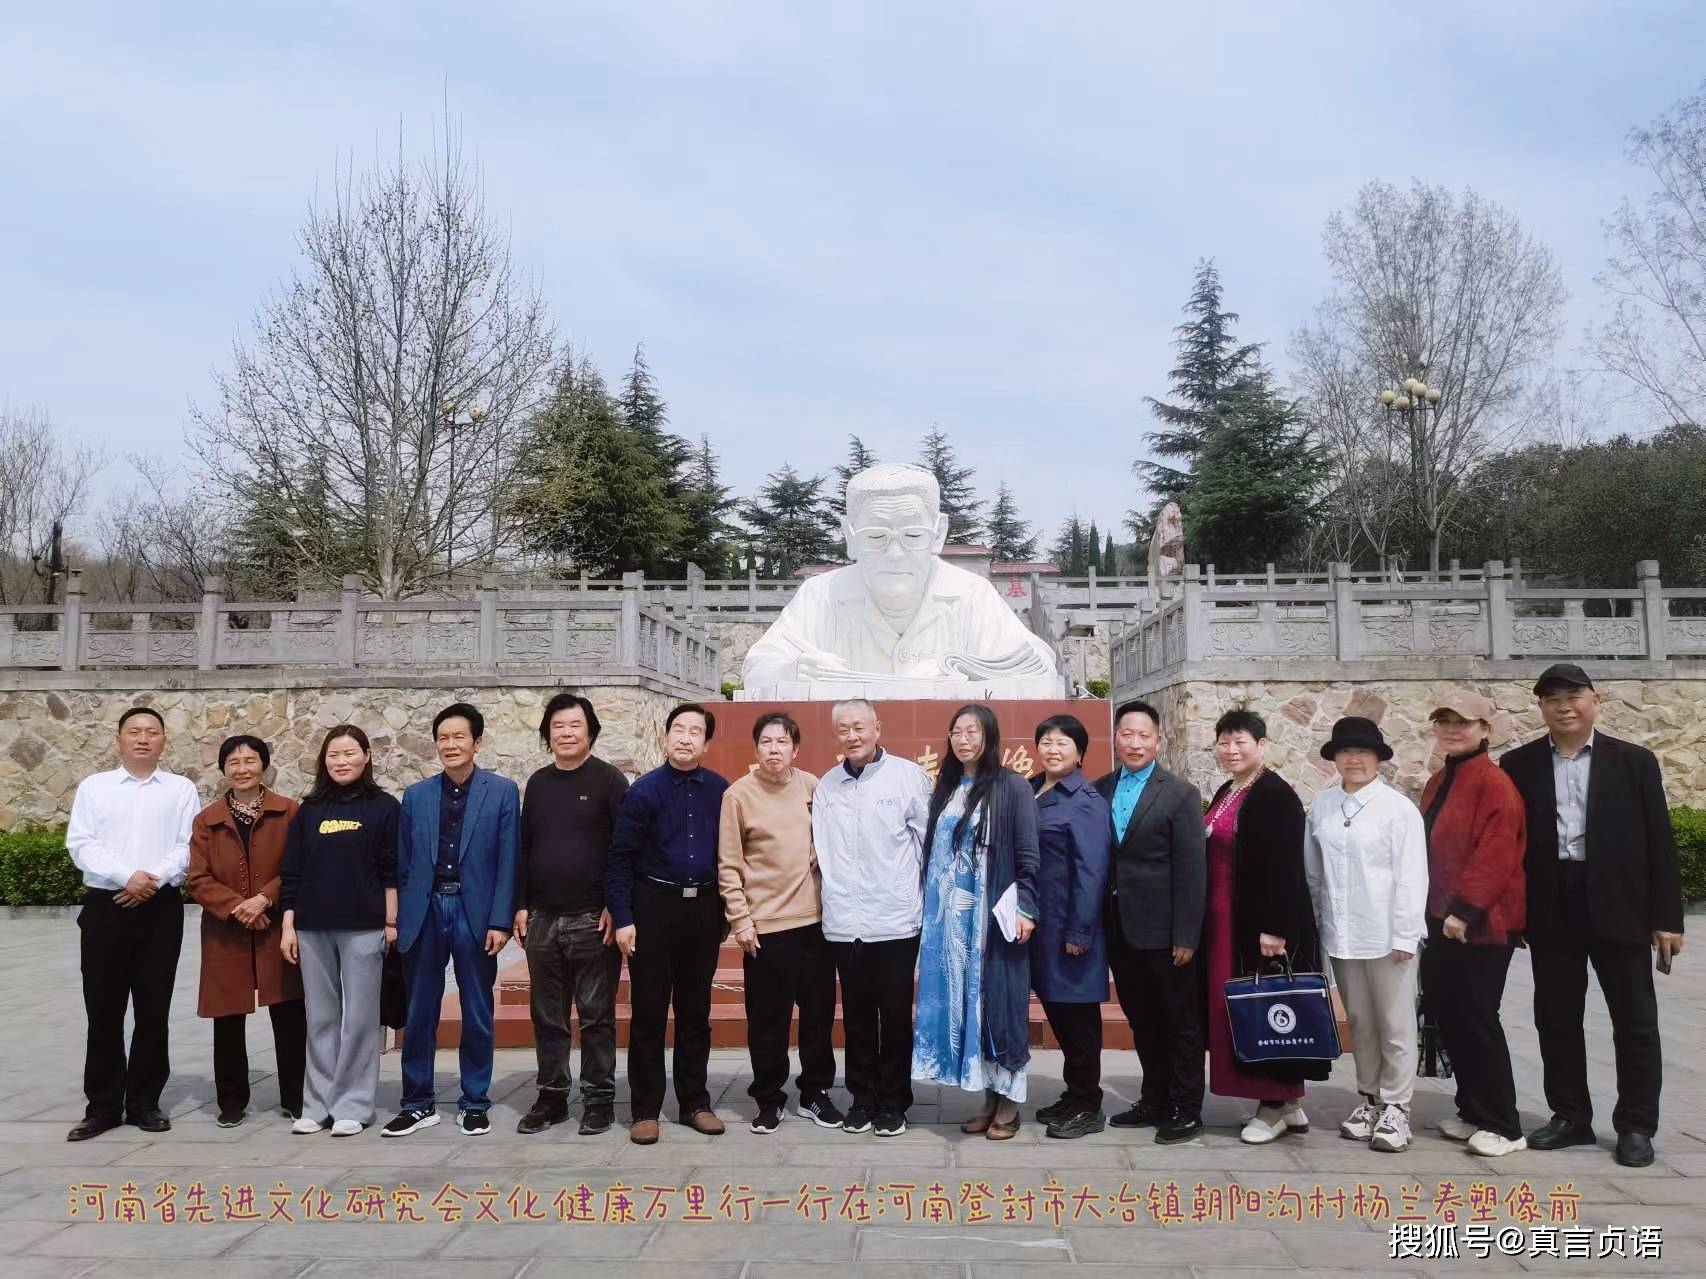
left=740, top=463, right=1060, bottom=697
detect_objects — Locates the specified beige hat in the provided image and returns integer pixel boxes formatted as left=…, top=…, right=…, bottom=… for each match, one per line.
left=1429, top=689, right=1495, bottom=723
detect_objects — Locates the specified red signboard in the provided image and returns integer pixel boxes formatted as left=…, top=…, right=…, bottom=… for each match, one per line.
left=701, top=699, right=1114, bottom=785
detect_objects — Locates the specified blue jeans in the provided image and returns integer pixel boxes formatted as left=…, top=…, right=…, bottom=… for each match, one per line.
left=401, top=892, right=497, bottom=1112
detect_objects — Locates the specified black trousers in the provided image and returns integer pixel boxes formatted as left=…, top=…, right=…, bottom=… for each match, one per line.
left=1041, top=999, right=1104, bottom=1110
left=1421, top=920, right=1520, bottom=1140
left=626, top=881, right=723, bottom=1121
left=213, top=999, right=307, bottom=1116
left=526, top=909, right=622, bottom=1105
left=744, top=922, right=837, bottom=1108
left=78, top=888, right=184, bottom=1121
left=1107, top=909, right=1203, bottom=1119
left=832, top=934, right=919, bottom=1114
left=1531, top=863, right=1662, bottom=1136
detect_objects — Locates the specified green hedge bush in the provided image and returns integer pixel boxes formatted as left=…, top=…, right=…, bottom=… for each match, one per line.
left=0, top=825, right=81, bottom=906
left=1674, top=806, right=1706, bottom=905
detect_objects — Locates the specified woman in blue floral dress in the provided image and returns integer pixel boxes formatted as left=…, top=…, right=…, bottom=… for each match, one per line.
left=912, top=704, right=1040, bottom=1139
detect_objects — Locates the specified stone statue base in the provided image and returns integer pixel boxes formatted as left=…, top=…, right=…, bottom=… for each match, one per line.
left=738, top=675, right=1064, bottom=701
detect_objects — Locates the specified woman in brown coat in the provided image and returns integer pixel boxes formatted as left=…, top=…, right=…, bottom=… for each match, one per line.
left=187, top=734, right=305, bottom=1126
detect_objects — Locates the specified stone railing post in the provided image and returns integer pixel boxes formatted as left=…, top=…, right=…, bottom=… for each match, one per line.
left=0, top=609, right=12, bottom=665
left=746, top=564, right=759, bottom=609
left=687, top=562, right=705, bottom=613
left=1086, top=565, right=1098, bottom=611
left=61, top=570, right=84, bottom=671
left=130, top=611, right=149, bottom=665
left=1181, top=564, right=1207, bottom=660
left=1485, top=561, right=1511, bottom=660
left=198, top=575, right=224, bottom=670
left=620, top=571, right=643, bottom=667
left=1638, top=560, right=1667, bottom=660
left=478, top=574, right=500, bottom=668
left=1330, top=562, right=1358, bottom=660
left=338, top=575, right=362, bottom=669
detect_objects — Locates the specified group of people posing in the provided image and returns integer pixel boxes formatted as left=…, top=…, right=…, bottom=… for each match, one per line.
left=61, top=661, right=1683, bottom=1169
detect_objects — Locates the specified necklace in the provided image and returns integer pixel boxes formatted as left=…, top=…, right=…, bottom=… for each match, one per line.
left=1339, top=791, right=1370, bottom=828
left=1205, top=768, right=1264, bottom=831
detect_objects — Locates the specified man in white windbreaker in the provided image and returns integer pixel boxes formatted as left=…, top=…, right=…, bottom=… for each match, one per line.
left=812, top=697, right=931, bottom=1138
left=1303, top=716, right=1429, bottom=1155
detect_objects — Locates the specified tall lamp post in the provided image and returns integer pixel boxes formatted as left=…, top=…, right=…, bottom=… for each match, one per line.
left=1379, top=376, right=1444, bottom=577
left=442, top=402, right=486, bottom=584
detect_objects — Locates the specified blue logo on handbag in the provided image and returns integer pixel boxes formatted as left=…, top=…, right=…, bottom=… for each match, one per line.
left=1224, top=958, right=1341, bottom=1064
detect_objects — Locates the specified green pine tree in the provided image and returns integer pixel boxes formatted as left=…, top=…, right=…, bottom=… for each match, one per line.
left=1103, top=532, right=1118, bottom=576
left=1136, top=259, right=1262, bottom=500
left=508, top=356, right=686, bottom=575
left=830, top=435, right=881, bottom=520
left=985, top=482, right=1038, bottom=560
left=1183, top=368, right=1323, bottom=570
left=739, top=465, right=841, bottom=576
left=676, top=435, right=738, bottom=575
left=917, top=425, right=983, bottom=544
left=1050, top=514, right=1089, bottom=575
left=1087, top=520, right=1101, bottom=572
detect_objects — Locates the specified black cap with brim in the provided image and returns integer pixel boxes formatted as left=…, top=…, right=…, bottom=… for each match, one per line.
left=1320, top=715, right=1395, bottom=763
left=1533, top=662, right=1594, bottom=697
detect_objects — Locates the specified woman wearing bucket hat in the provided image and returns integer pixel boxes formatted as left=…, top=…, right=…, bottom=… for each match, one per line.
left=1302, top=717, right=1428, bottom=1153
left=1419, top=690, right=1527, bottom=1157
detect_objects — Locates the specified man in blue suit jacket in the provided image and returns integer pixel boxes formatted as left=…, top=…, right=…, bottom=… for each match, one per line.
left=383, top=702, right=520, bottom=1137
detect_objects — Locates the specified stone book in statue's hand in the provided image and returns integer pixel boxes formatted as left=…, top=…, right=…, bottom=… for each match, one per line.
left=940, top=647, right=1053, bottom=680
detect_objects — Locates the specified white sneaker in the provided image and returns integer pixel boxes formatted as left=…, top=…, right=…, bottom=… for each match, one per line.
left=1339, top=1100, right=1379, bottom=1141
left=290, top=1116, right=325, bottom=1135
left=1369, top=1105, right=1411, bottom=1153
left=1437, top=1115, right=1478, bottom=1142
left=1241, top=1102, right=1309, bottom=1145
left=1467, top=1129, right=1527, bottom=1157
left=330, top=1118, right=364, bottom=1137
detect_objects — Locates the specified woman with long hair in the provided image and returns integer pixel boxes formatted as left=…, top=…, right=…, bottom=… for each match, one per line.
left=187, top=735, right=305, bottom=1126
left=279, top=725, right=399, bottom=1137
left=911, top=704, right=1039, bottom=1140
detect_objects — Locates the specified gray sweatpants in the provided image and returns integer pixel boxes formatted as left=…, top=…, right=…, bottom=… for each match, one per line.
left=298, top=928, right=385, bottom=1124
left=1333, top=953, right=1419, bottom=1108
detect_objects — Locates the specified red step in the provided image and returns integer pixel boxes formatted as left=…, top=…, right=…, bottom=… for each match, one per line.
left=409, top=940, right=1137, bottom=1051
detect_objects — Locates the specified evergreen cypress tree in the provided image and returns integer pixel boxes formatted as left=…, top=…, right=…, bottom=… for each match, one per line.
left=1183, top=368, right=1323, bottom=570
left=985, top=482, right=1038, bottom=561
left=676, top=435, right=738, bottom=575
left=738, top=465, right=841, bottom=576
left=1103, top=532, right=1118, bottom=576
left=1050, top=514, right=1089, bottom=575
left=917, top=426, right=983, bottom=544
left=1087, top=520, right=1101, bottom=572
left=830, top=435, right=881, bottom=520
left=1135, top=259, right=1262, bottom=500
left=508, top=355, right=685, bottom=575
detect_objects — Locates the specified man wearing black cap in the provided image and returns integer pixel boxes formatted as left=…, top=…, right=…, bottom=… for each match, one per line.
left=1501, top=663, right=1684, bottom=1168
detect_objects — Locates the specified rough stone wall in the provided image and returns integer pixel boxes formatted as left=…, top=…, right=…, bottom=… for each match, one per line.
left=0, top=685, right=675, bottom=829
left=1159, top=677, right=1706, bottom=807
left=712, top=621, right=767, bottom=686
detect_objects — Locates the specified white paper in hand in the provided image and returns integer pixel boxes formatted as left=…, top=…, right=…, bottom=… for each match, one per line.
left=992, top=883, right=1020, bottom=943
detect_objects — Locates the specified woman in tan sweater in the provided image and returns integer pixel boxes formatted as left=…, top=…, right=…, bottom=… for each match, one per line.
left=717, top=711, right=842, bottom=1134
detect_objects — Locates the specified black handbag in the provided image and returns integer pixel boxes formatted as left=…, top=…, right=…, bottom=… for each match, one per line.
left=380, top=943, right=408, bottom=1030
left=1224, top=955, right=1342, bottom=1065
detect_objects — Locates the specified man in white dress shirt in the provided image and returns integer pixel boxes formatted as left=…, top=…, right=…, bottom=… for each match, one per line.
left=64, top=706, right=200, bottom=1141
left=1302, top=716, right=1428, bottom=1154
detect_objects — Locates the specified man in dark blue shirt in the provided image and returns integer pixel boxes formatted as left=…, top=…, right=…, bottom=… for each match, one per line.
left=608, top=703, right=729, bottom=1144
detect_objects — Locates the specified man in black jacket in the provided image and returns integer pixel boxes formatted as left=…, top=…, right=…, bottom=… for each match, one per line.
left=1501, top=663, right=1685, bottom=1168
left=1095, top=700, right=1207, bottom=1143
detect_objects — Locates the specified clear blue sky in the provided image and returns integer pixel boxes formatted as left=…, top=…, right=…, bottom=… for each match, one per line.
left=4, top=0, right=1703, bottom=546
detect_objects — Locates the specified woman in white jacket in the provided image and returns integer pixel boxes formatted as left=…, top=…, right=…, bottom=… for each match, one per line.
left=1302, top=717, right=1428, bottom=1154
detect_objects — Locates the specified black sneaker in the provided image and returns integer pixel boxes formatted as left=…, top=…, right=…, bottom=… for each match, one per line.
left=516, top=1097, right=568, bottom=1135
left=381, top=1106, right=440, bottom=1137
left=1109, top=1100, right=1166, bottom=1128
left=216, top=1108, right=246, bottom=1128
left=1155, top=1111, right=1204, bottom=1144
left=458, top=1109, right=490, bottom=1136
left=873, top=1109, right=907, bottom=1137
left=1034, top=1096, right=1074, bottom=1126
left=751, top=1103, right=784, bottom=1135
left=1046, top=1109, right=1107, bottom=1140
left=579, top=1104, right=615, bottom=1136
left=842, top=1105, right=874, bottom=1134
left=797, top=1093, right=846, bottom=1129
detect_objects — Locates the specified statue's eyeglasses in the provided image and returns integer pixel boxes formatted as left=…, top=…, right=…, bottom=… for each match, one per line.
left=849, top=525, right=935, bottom=554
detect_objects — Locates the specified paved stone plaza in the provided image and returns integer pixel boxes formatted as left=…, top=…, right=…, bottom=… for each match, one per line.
left=2, top=914, right=1704, bottom=1277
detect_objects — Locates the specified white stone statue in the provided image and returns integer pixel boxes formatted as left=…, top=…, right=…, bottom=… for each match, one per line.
left=739, top=463, right=1061, bottom=699
left=1147, top=500, right=1185, bottom=597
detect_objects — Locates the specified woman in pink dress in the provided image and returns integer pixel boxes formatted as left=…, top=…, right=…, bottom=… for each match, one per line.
left=1201, top=709, right=1327, bottom=1144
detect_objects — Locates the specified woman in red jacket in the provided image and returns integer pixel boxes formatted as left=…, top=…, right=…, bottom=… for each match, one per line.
left=1420, top=690, right=1527, bottom=1157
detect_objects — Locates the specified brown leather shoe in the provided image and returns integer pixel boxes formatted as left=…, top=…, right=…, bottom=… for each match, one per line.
left=960, top=1111, right=995, bottom=1135
left=630, top=1118, right=660, bottom=1145
left=684, top=1108, right=726, bottom=1136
